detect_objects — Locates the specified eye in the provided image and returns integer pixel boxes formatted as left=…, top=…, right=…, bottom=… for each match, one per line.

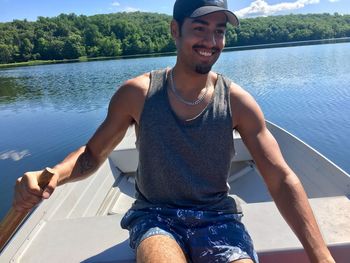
left=194, top=26, right=205, bottom=32
left=216, top=29, right=226, bottom=36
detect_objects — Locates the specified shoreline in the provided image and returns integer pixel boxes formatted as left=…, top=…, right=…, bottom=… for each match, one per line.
left=1, top=37, right=349, bottom=69
left=224, top=37, right=350, bottom=52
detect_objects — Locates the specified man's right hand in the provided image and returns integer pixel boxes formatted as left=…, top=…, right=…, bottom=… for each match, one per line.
left=13, top=170, right=59, bottom=212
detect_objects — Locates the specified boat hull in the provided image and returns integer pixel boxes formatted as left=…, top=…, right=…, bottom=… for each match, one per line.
left=1, top=122, right=349, bottom=262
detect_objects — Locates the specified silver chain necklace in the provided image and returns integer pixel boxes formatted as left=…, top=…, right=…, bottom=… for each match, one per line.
left=169, top=69, right=209, bottom=106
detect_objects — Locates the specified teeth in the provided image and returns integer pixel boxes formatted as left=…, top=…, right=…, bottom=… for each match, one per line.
left=198, top=50, right=212, bottom=57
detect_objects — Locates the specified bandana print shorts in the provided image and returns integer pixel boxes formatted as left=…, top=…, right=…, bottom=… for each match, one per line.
left=121, top=207, right=259, bottom=263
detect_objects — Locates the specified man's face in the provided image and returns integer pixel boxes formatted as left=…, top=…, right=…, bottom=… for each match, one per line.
left=172, top=12, right=227, bottom=74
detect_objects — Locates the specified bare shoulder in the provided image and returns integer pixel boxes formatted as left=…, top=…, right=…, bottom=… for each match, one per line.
left=113, top=72, right=150, bottom=103
left=122, top=72, right=150, bottom=93
left=228, top=81, right=265, bottom=131
left=109, top=72, right=150, bottom=124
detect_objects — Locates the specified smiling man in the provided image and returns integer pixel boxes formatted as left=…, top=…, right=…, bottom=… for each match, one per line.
left=13, top=0, right=335, bottom=262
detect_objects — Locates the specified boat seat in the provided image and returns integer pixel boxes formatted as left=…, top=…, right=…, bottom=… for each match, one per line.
left=232, top=130, right=252, bottom=161
left=242, top=196, right=350, bottom=262
left=110, top=132, right=138, bottom=173
left=16, top=196, right=349, bottom=263
left=16, top=214, right=136, bottom=263
left=111, top=129, right=252, bottom=174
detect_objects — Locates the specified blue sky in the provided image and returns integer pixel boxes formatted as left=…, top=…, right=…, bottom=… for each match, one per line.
left=0, top=0, right=349, bottom=22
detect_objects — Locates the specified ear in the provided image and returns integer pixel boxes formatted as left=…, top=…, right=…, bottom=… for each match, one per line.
left=170, top=19, right=180, bottom=39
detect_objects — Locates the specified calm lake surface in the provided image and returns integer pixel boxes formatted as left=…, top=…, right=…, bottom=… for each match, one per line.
left=0, top=43, right=349, bottom=219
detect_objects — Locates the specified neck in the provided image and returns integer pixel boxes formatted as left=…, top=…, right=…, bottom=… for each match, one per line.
left=171, top=64, right=212, bottom=94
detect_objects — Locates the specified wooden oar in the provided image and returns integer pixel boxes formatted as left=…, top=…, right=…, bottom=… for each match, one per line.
left=0, top=167, right=55, bottom=252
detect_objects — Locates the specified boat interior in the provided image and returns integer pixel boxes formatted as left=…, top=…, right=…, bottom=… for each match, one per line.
left=1, top=122, right=349, bottom=262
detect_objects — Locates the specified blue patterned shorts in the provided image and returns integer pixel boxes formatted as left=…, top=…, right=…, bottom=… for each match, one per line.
left=121, top=207, right=259, bottom=263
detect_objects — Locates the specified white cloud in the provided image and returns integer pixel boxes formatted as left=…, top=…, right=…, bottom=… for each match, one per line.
left=0, top=150, right=30, bottom=161
left=328, top=0, right=340, bottom=2
left=123, top=7, right=140, bottom=12
left=109, top=2, right=140, bottom=13
left=236, top=0, right=320, bottom=18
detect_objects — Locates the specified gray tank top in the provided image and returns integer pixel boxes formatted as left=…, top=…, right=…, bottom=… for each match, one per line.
left=132, top=69, right=241, bottom=213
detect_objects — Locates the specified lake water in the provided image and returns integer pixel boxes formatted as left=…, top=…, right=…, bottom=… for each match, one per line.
left=0, top=43, right=349, bottom=220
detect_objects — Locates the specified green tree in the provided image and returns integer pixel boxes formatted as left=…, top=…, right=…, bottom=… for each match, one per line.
left=62, top=33, right=86, bottom=59
left=1, top=12, right=350, bottom=64
left=98, top=35, right=122, bottom=57
left=0, top=44, right=15, bottom=63
left=18, top=38, right=34, bottom=61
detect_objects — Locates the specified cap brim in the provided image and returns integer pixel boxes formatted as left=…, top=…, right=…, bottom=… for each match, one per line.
left=190, top=6, right=239, bottom=26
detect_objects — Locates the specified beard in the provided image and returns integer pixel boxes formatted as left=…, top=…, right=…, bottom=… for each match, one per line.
left=193, top=45, right=220, bottom=74
left=195, top=64, right=212, bottom=74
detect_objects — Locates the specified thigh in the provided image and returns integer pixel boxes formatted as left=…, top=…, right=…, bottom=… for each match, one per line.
left=137, top=234, right=187, bottom=263
left=229, top=260, right=254, bottom=263
left=189, top=214, right=258, bottom=263
left=121, top=208, right=189, bottom=261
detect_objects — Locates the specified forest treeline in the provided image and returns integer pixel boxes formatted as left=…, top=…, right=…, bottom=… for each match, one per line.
left=0, top=12, right=349, bottom=64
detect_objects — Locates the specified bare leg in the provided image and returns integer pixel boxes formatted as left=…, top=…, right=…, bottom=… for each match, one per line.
left=137, top=235, right=187, bottom=263
left=230, top=259, right=254, bottom=263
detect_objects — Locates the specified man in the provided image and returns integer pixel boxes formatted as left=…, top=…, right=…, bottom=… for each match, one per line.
left=14, top=0, right=335, bottom=262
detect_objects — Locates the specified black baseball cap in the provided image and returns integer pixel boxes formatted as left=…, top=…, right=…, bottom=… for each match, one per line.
left=173, top=0, right=239, bottom=26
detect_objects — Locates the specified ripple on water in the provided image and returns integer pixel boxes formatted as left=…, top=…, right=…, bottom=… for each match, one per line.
left=0, top=43, right=349, bottom=220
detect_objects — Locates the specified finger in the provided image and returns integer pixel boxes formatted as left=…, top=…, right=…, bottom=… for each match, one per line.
left=13, top=175, right=42, bottom=211
left=25, top=172, right=44, bottom=197
left=14, top=199, right=39, bottom=211
left=42, top=174, right=58, bottom=199
left=12, top=204, right=31, bottom=213
left=13, top=189, right=34, bottom=212
left=14, top=187, right=41, bottom=211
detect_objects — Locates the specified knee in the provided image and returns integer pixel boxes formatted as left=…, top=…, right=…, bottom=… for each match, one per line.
left=137, top=235, right=187, bottom=263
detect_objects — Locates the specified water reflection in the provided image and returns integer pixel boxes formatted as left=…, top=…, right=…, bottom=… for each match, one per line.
left=0, top=77, right=42, bottom=104
left=0, top=64, right=114, bottom=113
left=0, top=43, right=349, bottom=221
left=0, top=149, right=30, bottom=161
left=0, top=59, right=176, bottom=113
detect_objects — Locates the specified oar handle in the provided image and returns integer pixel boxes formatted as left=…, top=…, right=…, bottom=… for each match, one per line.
left=0, top=167, right=55, bottom=252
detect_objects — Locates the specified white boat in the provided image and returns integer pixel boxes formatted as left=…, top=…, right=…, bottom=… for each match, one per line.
left=1, top=121, right=349, bottom=262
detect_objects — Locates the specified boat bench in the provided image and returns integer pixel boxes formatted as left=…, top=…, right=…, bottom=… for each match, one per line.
left=6, top=213, right=134, bottom=263
left=111, top=129, right=252, bottom=174
left=13, top=196, right=349, bottom=263
left=242, top=196, right=350, bottom=263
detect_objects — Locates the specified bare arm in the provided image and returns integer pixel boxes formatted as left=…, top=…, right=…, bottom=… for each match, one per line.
left=14, top=75, right=149, bottom=211
left=53, top=87, right=133, bottom=185
left=231, top=84, right=334, bottom=263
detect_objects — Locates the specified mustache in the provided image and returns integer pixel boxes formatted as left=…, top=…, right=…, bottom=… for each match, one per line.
left=192, top=45, right=220, bottom=53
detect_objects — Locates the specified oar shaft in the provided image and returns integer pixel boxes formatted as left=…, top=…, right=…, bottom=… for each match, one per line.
left=0, top=168, right=54, bottom=251
left=0, top=209, right=28, bottom=250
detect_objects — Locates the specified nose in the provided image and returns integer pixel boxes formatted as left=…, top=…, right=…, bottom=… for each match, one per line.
left=211, top=34, right=217, bottom=46
left=203, top=32, right=217, bottom=47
